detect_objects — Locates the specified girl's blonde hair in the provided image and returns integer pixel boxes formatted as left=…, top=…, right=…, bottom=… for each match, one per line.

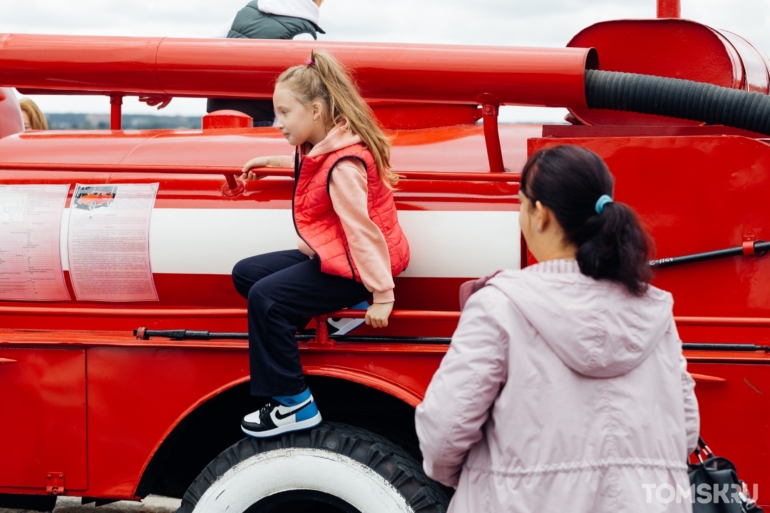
left=277, top=50, right=397, bottom=188
left=19, top=98, right=48, bottom=130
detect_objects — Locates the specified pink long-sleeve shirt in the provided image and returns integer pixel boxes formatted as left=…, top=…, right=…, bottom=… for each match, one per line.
left=277, top=124, right=395, bottom=303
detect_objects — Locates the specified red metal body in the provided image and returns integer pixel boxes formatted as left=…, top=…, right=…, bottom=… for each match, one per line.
left=2, top=9, right=770, bottom=508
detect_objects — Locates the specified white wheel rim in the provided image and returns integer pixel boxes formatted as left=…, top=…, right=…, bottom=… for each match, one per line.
left=193, top=447, right=413, bottom=513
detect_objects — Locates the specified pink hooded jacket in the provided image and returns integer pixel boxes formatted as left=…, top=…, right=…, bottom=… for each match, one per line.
left=415, top=259, right=699, bottom=512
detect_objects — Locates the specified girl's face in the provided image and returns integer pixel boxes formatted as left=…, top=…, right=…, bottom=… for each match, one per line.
left=21, top=110, right=31, bottom=130
left=273, top=84, right=327, bottom=147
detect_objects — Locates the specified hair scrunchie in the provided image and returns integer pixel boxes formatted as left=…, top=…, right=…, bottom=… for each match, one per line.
left=595, top=194, right=613, bottom=214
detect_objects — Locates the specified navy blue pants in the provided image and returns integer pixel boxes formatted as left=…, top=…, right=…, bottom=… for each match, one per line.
left=232, top=250, right=371, bottom=397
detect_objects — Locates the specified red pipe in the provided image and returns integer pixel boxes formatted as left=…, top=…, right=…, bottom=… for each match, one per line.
left=0, top=34, right=594, bottom=108
left=482, top=103, right=505, bottom=172
left=0, top=163, right=522, bottom=183
left=110, top=93, right=122, bottom=130
left=657, top=0, right=681, bottom=18
left=674, top=316, right=770, bottom=328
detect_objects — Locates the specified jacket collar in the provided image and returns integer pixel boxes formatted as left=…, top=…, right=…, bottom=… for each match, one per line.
left=303, top=121, right=362, bottom=159
left=523, top=259, right=581, bottom=274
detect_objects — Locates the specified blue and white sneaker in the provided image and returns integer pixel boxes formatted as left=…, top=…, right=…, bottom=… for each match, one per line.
left=327, top=301, right=370, bottom=335
left=241, top=388, right=322, bottom=438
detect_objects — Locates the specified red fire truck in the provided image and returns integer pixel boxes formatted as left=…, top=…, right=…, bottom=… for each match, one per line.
left=2, top=0, right=770, bottom=511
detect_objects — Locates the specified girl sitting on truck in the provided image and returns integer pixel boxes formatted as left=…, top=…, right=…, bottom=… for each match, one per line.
left=232, top=50, right=410, bottom=438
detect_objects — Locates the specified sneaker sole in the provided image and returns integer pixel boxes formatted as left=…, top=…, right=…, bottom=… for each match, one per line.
left=241, top=412, right=323, bottom=439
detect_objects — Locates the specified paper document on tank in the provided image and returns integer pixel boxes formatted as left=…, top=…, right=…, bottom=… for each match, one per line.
left=0, top=184, right=70, bottom=301
left=68, top=183, right=159, bottom=302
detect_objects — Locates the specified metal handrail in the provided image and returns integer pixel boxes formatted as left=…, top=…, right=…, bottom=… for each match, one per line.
left=0, top=162, right=521, bottom=192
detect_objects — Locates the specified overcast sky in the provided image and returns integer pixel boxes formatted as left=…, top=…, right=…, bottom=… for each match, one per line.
left=4, top=0, right=769, bottom=123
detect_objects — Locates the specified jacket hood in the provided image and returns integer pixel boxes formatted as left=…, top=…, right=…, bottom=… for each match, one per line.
left=258, top=0, right=322, bottom=28
left=487, top=260, right=673, bottom=378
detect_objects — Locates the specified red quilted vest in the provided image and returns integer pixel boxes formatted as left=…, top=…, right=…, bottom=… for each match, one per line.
left=293, top=143, right=410, bottom=282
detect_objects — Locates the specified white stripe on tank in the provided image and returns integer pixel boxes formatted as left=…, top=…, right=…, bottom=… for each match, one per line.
left=59, top=208, right=520, bottom=278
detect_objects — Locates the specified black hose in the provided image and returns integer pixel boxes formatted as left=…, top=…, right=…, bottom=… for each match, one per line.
left=585, top=70, right=770, bottom=135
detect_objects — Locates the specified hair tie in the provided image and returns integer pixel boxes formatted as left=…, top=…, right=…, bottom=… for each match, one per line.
left=595, top=194, right=613, bottom=214
left=305, top=58, right=314, bottom=67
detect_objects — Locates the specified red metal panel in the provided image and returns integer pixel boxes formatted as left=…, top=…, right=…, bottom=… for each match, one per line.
left=81, top=342, right=445, bottom=498
left=0, top=348, right=87, bottom=492
left=528, top=135, right=770, bottom=352
left=687, top=361, right=770, bottom=506
left=0, top=34, right=593, bottom=108
left=529, top=136, right=770, bottom=324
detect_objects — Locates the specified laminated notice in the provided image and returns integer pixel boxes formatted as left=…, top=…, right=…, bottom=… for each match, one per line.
left=68, top=184, right=159, bottom=302
left=0, top=184, right=70, bottom=301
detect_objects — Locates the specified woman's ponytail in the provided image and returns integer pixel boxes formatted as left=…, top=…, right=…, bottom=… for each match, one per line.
left=521, top=145, right=653, bottom=296
left=276, top=50, right=398, bottom=188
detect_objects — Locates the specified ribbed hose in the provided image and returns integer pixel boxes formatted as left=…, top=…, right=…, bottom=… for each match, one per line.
left=585, top=69, right=770, bottom=135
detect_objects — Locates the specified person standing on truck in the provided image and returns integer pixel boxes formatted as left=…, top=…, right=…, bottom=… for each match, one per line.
left=207, top=0, right=326, bottom=126
left=416, top=145, right=699, bottom=512
left=232, top=50, right=410, bottom=438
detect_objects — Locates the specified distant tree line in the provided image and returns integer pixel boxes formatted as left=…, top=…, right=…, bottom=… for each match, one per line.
left=46, top=113, right=203, bottom=130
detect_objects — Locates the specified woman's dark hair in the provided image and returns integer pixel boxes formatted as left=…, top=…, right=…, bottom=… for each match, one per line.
left=520, top=145, right=653, bottom=296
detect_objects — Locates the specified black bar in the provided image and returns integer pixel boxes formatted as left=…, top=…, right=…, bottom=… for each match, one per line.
left=650, top=241, right=769, bottom=269
left=135, top=329, right=451, bottom=344
left=135, top=330, right=770, bottom=352
left=296, top=334, right=452, bottom=344
left=682, top=343, right=770, bottom=352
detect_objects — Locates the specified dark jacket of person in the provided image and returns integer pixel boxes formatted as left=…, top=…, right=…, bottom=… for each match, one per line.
left=207, top=1, right=326, bottom=125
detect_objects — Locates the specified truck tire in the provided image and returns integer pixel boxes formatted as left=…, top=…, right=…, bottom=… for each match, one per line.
left=177, top=422, right=449, bottom=513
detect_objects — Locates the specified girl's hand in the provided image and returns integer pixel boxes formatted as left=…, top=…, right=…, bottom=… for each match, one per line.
left=365, top=302, right=393, bottom=329
left=241, top=156, right=270, bottom=181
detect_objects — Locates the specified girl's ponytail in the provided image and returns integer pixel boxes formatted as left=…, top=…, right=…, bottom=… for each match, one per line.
left=277, top=50, right=398, bottom=188
left=521, top=145, right=653, bottom=296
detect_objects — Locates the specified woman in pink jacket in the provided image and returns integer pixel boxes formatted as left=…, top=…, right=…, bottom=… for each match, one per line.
left=415, top=145, right=699, bottom=512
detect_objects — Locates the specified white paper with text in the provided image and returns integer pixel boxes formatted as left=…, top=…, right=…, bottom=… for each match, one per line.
left=68, top=184, right=159, bottom=302
left=0, top=184, right=70, bottom=301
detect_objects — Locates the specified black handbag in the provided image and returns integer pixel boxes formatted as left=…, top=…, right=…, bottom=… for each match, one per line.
left=688, top=437, right=762, bottom=513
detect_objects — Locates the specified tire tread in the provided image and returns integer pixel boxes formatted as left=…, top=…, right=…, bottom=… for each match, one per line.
left=178, top=422, right=448, bottom=513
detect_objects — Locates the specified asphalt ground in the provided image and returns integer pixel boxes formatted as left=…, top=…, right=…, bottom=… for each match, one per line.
left=0, top=496, right=180, bottom=513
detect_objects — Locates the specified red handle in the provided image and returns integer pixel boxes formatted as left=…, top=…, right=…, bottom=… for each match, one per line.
left=690, top=373, right=726, bottom=383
